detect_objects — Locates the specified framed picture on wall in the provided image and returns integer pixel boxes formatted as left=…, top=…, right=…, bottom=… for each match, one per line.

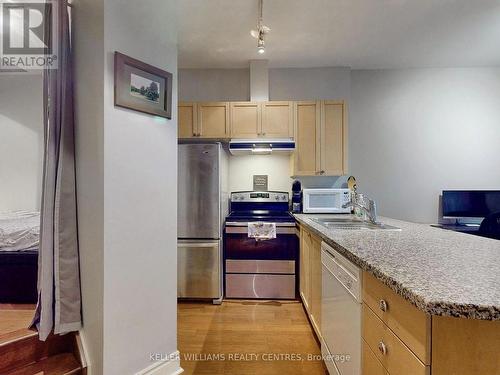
left=114, top=51, right=173, bottom=119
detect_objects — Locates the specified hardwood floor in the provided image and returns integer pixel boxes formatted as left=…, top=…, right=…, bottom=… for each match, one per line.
left=178, top=300, right=327, bottom=375
left=0, top=304, right=35, bottom=345
left=0, top=304, right=84, bottom=374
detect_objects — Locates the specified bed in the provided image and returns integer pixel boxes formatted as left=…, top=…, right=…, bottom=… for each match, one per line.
left=0, top=211, right=39, bottom=303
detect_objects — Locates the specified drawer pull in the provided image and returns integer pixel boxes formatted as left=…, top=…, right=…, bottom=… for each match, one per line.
left=378, top=341, right=388, bottom=355
left=379, top=299, right=388, bottom=312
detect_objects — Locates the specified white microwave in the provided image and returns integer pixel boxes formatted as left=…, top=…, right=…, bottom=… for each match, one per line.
left=302, top=188, right=352, bottom=213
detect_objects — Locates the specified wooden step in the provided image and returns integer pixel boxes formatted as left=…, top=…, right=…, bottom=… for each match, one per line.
left=0, top=304, right=35, bottom=346
left=0, top=305, right=86, bottom=375
left=4, top=352, right=82, bottom=375
left=0, top=331, right=75, bottom=374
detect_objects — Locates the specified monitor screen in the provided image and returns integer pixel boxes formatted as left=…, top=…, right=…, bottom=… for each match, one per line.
left=442, top=190, right=500, bottom=218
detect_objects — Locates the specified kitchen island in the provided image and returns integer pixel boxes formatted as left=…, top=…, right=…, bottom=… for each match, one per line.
left=294, top=213, right=500, bottom=375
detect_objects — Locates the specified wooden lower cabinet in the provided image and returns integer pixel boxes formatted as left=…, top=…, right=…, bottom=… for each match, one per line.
left=362, top=271, right=500, bottom=375
left=362, top=272, right=430, bottom=375
left=431, top=316, right=500, bottom=375
left=299, top=226, right=322, bottom=340
left=363, top=272, right=430, bottom=364
left=309, top=233, right=322, bottom=336
left=299, top=227, right=311, bottom=311
left=362, top=339, right=388, bottom=375
left=362, top=304, right=428, bottom=375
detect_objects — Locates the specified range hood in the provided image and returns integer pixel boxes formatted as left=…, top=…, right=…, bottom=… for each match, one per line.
left=229, top=139, right=295, bottom=155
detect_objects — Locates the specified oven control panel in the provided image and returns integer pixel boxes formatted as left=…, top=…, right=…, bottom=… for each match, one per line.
left=231, top=191, right=289, bottom=203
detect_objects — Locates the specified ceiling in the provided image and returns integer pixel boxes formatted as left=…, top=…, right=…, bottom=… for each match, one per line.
left=178, top=0, right=500, bottom=69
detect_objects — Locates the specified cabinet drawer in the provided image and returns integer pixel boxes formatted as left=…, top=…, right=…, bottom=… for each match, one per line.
left=362, top=339, right=388, bottom=375
left=363, top=304, right=429, bottom=375
left=362, top=272, right=430, bottom=364
left=226, top=274, right=295, bottom=299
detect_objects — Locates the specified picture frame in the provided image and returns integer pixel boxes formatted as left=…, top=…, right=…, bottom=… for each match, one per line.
left=114, top=51, right=173, bottom=119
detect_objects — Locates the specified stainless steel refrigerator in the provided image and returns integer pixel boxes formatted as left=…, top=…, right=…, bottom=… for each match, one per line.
left=177, top=143, right=228, bottom=303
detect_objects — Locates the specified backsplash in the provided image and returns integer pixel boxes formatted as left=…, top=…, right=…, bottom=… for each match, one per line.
left=228, top=153, right=349, bottom=194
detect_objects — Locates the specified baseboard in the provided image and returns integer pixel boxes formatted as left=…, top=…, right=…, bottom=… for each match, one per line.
left=135, top=351, right=183, bottom=375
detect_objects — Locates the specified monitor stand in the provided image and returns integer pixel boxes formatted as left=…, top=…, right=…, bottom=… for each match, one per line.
left=432, top=220, right=481, bottom=234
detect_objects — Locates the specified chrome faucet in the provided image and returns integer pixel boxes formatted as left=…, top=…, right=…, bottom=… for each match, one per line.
left=342, top=192, right=379, bottom=224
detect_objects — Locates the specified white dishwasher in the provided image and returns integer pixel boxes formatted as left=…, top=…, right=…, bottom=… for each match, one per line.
left=321, top=242, right=362, bottom=375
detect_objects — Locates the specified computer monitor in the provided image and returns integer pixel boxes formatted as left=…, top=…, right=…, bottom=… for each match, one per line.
left=442, top=190, right=500, bottom=219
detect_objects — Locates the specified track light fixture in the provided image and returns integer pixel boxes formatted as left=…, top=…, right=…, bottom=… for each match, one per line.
left=250, top=0, right=270, bottom=54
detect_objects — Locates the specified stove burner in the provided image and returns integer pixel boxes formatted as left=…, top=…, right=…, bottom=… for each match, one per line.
left=227, top=191, right=293, bottom=224
left=226, top=211, right=295, bottom=223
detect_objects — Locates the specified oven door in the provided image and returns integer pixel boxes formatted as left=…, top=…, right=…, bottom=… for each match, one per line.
left=224, top=224, right=299, bottom=299
left=224, top=224, right=298, bottom=260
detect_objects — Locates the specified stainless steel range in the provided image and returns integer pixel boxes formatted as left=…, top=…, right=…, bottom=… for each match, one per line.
left=224, top=191, right=298, bottom=299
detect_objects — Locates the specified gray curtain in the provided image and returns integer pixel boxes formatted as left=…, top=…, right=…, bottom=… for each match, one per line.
left=31, top=0, right=82, bottom=341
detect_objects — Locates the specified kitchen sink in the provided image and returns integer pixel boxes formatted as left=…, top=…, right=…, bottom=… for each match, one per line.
left=312, top=217, right=400, bottom=231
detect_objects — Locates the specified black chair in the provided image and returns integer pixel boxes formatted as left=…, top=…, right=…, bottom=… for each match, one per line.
left=478, top=212, right=500, bottom=240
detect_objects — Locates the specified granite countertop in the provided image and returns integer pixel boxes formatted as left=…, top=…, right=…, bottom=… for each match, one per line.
left=294, top=213, right=500, bottom=321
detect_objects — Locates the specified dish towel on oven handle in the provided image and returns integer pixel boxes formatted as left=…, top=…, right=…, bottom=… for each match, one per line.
left=248, top=222, right=276, bottom=241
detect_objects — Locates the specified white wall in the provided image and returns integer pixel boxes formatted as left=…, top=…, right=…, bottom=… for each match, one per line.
left=103, top=0, right=178, bottom=374
left=350, top=68, right=500, bottom=223
left=0, top=74, right=43, bottom=212
left=179, top=67, right=351, bottom=193
left=74, top=0, right=179, bottom=374
left=269, top=67, right=351, bottom=101
left=179, top=68, right=249, bottom=101
left=73, top=0, right=105, bottom=372
left=229, top=154, right=291, bottom=193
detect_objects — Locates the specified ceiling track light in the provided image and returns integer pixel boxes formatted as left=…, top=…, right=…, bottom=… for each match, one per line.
left=250, top=0, right=270, bottom=54
left=258, top=38, right=265, bottom=54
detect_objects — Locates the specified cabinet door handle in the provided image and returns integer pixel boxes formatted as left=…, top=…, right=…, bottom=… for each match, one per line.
left=320, top=170, right=325, bottom=175
left=378, top=341, right=388, bottom=355
left=379, top=299, right=388, bottom=312
left=262, top=132, right=266, bottom=136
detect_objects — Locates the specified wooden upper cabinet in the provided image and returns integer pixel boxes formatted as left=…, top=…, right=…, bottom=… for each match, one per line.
left=293, top=101, right=320, bottom=176
left=230, top=102, right=261, bottom=138
left=321, top=101, right=347, bottom=175
left=197, top=102, right=230, bottom=138
left=261, top=101, right=294, bottom=138
left=178, top=102, right=197, bottom=138
left=292, top=100, right=347, bottom=177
